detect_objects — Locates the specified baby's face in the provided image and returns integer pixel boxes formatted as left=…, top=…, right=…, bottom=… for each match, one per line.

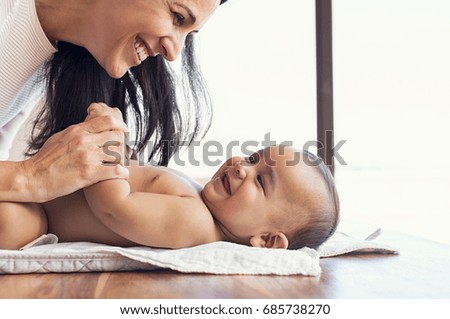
left=201, top=146, right=315, bottom=245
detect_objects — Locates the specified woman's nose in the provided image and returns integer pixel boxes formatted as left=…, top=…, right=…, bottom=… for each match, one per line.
left=161, top=33, right=186, bottom=62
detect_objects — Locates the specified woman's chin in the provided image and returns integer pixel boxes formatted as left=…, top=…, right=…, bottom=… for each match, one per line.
left=104, top=61, right=129, bottom=79
left=107, top=68, right=128, bottom=79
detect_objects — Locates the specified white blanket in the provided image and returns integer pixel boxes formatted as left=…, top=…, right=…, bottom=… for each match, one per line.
left=0, top=229, right=397, bottom=276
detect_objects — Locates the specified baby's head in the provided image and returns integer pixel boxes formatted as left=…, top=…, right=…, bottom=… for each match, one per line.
left=201, top=145, right=339, bottom=249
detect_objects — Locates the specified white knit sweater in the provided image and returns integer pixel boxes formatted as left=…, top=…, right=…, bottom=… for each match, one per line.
left=0, top=0, right=56, bottom=159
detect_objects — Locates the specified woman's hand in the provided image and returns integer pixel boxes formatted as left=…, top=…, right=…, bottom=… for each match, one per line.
left=21, top=103, right=129, bottom=203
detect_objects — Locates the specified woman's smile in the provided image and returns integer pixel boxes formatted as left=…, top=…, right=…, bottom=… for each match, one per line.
left=134, top=37, right=150, bottom=64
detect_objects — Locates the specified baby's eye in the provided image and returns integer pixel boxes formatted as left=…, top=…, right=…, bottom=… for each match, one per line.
left=257, top=175, right=265, bottom=191
left=173, top=12, right=185, bottom=26
left=248, top=154, right=258, bottom=164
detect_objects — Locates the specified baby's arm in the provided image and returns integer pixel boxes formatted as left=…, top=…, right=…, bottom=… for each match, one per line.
left=81, top=104, right=212, bottom=248
left=83, top=180, right=212, bottom=248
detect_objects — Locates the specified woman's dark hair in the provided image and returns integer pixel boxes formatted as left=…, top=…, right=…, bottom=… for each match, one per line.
left=27, top=34, right=211, bottom=166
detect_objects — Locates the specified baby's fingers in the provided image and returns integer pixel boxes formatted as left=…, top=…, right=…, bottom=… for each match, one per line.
left=84, top=114, right=128, bottom=133
left=87, top=103, right=123, bottom=121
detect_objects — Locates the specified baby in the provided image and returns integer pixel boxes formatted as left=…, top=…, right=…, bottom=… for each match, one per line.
left=0, top=144, right=339, bottom=251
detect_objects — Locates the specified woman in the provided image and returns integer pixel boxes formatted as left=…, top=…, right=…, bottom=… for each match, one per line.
left=0, top=0, right=227, bottom=203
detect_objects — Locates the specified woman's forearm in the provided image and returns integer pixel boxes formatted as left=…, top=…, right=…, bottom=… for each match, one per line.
left=1, top=103, right=129, bottom=203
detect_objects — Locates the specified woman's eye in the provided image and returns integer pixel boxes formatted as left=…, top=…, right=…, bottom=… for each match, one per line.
left=173, top=12, right=185, bottom=26
left=257, top=175, right=265, bottom=190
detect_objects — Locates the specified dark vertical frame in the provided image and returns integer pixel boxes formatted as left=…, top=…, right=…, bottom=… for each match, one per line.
left=316, top=0, right=335, bottom=175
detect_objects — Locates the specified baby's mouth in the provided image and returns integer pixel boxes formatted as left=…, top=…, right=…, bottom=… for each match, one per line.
left=222, top=173, right=231, bottom=195
left=134, top=37, right=149, bottom=63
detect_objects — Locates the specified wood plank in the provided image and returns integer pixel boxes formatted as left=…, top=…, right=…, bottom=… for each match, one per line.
left=0, top=273, right=101, bottom=298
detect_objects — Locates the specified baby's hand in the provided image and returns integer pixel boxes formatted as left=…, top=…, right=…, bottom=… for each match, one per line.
left=85, top=102, right=128, bottom=165
left=86, top=103, right=137, bottom=162
left=85, top=102, right=125, bottom=123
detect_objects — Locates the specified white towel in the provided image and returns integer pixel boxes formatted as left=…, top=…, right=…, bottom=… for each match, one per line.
left=318, top=228, right=398, bottom=257
left=0, top=229, right=397, bottom=276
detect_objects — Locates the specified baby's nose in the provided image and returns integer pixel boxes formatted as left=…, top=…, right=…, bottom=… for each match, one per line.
left=234, top=161, right=246, bottom=179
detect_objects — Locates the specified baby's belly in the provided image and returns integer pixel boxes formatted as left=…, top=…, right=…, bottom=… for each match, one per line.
left=42, top=190, right=135, bottom=246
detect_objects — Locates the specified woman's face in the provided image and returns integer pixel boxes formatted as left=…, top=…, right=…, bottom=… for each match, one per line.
left=88, top=0, right=220, bottom=78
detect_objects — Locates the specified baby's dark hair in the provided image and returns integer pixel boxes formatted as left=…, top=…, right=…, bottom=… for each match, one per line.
left=287, top=150, right=340, bottom=250
left=220, top=0, right=228, bottom=4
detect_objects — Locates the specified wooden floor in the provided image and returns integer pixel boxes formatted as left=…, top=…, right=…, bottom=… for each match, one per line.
left=1, top=230, right=450, bottom=298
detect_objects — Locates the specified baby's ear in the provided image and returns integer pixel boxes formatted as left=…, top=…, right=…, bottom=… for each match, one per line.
left=250, top=232, right=289, bottom=249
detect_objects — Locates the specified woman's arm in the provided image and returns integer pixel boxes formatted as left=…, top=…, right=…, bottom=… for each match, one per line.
left=0, top=103, right=129, bottom=203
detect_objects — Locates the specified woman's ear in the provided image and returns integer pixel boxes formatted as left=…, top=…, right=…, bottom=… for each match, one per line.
left=250, top=232, right=289, bottom=249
